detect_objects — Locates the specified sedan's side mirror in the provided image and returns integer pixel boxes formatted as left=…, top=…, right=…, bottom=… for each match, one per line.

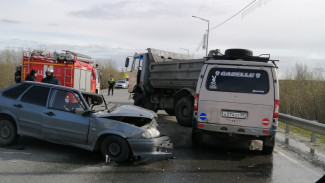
left=125, top=58, right=130, bottom=68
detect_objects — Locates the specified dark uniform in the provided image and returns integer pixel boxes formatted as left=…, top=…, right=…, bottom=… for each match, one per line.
left=15, top=69, right=21, bottom=83
left=41, top=73, right=60, bottom=85
left=25, top=70, right=37, bottom=81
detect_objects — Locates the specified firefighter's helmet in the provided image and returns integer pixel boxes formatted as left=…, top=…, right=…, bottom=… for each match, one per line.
left=46, top=68, right=54, bottom=73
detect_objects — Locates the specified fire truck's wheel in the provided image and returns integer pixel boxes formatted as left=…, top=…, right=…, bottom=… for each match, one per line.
left=262, top=137, right=275, bottom=155
left=0, top=117, right=18, bottom=146
left=175, top=97, right=193, bottom=127
left=165, top=109, right=175, bottom=116
left=101, top=135, right=131, bottom=163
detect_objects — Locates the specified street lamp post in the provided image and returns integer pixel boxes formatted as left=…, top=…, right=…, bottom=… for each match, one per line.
left=192, top=15, right=210, bottom=57
left=179, top=48, right=189, bottom=59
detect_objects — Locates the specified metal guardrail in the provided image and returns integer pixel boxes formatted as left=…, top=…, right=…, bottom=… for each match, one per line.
left=279, top=113, right=325, bottom=143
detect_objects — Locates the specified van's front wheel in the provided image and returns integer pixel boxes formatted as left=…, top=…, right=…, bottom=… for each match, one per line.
left=175, top=97, right=193, bottom=127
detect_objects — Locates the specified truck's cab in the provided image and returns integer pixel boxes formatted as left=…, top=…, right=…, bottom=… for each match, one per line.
left=192, top=49, right=279, bottom=154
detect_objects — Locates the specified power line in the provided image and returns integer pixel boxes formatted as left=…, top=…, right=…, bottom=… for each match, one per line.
left=210, top=0, right=257, bottom=30
left=194, top=0, right=258, bottom=54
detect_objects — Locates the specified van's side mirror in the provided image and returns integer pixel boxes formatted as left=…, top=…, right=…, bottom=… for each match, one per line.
left=125, top=58, right=130, bottom=68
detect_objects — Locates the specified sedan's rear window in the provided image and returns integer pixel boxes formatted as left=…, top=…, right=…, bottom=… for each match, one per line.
left=2, top=83, right=31, bottom=99
left=206, top=68, right=269, bottom=94
left=21, top=86, right=50, bottom=107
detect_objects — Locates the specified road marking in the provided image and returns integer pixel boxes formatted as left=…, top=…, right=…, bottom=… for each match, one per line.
left=275, top=149, right=323, bottom=177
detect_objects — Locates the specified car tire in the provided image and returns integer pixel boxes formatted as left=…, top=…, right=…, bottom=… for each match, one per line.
left=0, top=117, right=18, bottom=146
left=175, top=97, right=193, bottom=127
left=192, top=127, right=203, bottom=146
left=101, top=135, right=131, bottom=163
left=165, top=109, right=175, bottom=116
left=262, top=137, right=275, bottom=155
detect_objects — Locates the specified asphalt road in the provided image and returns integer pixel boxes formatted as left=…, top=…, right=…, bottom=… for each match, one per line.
left=0, top=88, right=324, bottom=183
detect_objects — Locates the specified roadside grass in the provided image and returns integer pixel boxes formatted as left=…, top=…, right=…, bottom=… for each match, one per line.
left=278, top=121, right=325, bottom=144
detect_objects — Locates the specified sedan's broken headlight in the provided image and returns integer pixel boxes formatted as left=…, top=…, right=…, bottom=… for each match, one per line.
left=141, top=128, right=160, bottom=139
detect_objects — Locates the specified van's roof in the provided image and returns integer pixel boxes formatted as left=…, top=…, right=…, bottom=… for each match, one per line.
left=205, top=59, right=276, bottom=68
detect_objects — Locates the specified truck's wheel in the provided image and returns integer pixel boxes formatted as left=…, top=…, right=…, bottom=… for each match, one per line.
left=175, top=97, right=193, bottom=127
left=262, top=137, right=275, bottom=155
left=0, top=117, right=18, bottom=146
left=101, top=135, right=131, bottom=163
left=134, top=93, right=145, bottom=107
left=165, top=109, right=175, bottom=116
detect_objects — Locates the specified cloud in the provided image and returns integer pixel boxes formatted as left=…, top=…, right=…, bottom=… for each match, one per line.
left=69, top=0, right=225, bottom=20
left=1, top=19, right=21, bottom=24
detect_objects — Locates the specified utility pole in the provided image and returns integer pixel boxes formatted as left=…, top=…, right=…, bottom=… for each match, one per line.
left=192, top=15, right=210, bottom=57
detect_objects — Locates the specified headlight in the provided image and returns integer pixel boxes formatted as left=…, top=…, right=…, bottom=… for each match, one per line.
left=141, top=131, right=152, bottom=138
left=141, top=128, right=160, bottom=139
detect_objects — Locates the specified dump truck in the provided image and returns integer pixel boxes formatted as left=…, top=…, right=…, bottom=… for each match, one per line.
left=125, top=48, right=205, bottom=127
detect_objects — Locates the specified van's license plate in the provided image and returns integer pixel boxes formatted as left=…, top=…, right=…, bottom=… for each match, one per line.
left=222, top=111, right=248, bottom=119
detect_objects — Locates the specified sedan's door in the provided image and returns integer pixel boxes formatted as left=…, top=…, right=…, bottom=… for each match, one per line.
left=42, top=89, right=90, bottom=144
left=12, top=86, right=50, bottom=138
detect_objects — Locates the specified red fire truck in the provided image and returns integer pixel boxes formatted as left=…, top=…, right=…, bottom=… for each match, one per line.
left=22, top=50, right=100, bottom=93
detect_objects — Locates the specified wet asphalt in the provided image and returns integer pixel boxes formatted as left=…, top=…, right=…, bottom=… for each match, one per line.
left=0, top=88, right=324, bottom=183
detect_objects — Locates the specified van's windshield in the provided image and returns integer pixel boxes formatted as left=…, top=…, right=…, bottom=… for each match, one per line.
left=206, top=68, right=269, bottom=94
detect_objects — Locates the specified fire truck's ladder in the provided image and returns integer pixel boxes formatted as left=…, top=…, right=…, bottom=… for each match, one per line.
left=64, top=67, right=73, bottom=87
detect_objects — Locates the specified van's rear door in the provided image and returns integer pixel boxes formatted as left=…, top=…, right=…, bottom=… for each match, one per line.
left=197, top=65, right=275, bottom=129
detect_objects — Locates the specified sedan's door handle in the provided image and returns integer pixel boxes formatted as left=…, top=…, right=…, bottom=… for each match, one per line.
left=45, top=111, right=55, bottom=116
left=13, top=104, right=23, bottom=108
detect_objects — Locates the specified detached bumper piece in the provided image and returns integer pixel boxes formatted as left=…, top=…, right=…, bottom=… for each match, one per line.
left=127, top=136, right=173, bottom=157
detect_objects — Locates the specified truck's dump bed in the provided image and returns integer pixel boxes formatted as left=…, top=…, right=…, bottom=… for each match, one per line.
left=149, top=58, right=205, bottom=89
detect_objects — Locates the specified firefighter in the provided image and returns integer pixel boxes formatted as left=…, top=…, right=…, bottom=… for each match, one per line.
left=14, top=64, right=22, bottom=83
left=108, top=75, right=115, bottom=96
left=25, top=69, right=37, bottom=81
left=41, top=68, right=61, bottom=85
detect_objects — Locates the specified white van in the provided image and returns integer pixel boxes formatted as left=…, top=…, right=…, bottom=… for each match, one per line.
left=192, top=49, right=279, bottom=154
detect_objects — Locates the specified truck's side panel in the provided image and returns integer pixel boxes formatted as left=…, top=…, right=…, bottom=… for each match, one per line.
left=149, top=59, right=204, bottom=89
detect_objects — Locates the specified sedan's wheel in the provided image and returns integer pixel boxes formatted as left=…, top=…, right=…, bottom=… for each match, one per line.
left=0, top=118, right=17, bottom=146
left=101, top=136, right=131, bottom=163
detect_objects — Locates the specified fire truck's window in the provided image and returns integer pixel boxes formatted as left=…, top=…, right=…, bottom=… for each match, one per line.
left=206, top=68, right=269, bottom=94
left=21, top=86, right=50, bottom=107
left=3, top=83, right=31, bottom=99
left=50, top=90, right=85, bottom=112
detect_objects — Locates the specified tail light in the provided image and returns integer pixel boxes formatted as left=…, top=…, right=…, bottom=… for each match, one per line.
left=194, top=94, right=199, bottom=111
left=273, top=100, right=279, bottom=118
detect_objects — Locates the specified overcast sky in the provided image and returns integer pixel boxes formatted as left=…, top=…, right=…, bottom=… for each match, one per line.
left=0, top=0, right=324, bottom=76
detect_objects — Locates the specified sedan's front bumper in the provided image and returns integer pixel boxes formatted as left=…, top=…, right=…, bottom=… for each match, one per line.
left=127, top=136, right=173, bottom=157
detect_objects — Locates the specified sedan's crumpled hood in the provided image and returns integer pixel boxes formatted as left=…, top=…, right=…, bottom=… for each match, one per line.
left=96, top=105, right=157, bottom=119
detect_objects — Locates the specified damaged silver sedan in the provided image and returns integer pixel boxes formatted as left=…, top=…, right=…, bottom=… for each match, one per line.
left=0, top=82, right=173, bottom=163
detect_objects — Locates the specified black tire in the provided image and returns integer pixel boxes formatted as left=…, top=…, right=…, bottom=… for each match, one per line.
left=165, top=109, right=175, bottom=116
left=0, top=117, right=18, bottom=146
left=175, top=97, right=194, bottom=127
left=225, top=49, right=253, bottom=57
left=192, top=128, right=203, bottom=146
left=262, top=138, right=275, bottom=155
left=101, top=135, right=131, bottom=163
left=133, top=93, right=145, bottom=107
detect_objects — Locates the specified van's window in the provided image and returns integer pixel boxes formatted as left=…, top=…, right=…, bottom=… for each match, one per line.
left=206, top=68, right=269, bottom=94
